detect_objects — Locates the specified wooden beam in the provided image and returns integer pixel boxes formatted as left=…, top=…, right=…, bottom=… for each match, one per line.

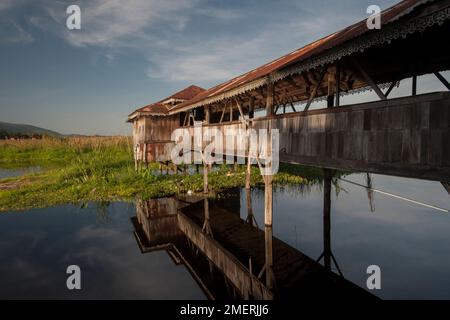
left=304, top=66, right=327, bottom=111
left=352, top=59, right=387, bottom=100
left=183, top=112, right=188, bottom=127
left=219, top=102, right=227, bottom=123
left=287, top=95, right=297, bottom=112
left=441, top=182, right=450, bottom=195
left=235, top=97, right=246, bottom=122
left=434, top=72, right=450, bottom=91
left=385, top=81, right=397, bottom=97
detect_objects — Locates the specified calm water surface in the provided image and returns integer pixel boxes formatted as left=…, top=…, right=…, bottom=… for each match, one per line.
left=0, top=172, right=449, bottom=299
left=0, top=166, right=41, bottom=179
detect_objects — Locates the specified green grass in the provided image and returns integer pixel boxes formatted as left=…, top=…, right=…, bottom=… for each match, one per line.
left=0, top=137, right=324, bottom=212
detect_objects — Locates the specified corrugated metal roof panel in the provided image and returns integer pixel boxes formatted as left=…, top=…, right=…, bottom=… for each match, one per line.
left=169, top=0, right=431, bottom=113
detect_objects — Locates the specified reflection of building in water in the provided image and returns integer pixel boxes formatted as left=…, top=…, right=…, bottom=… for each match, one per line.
left=131, top=191, right=374, bottom=300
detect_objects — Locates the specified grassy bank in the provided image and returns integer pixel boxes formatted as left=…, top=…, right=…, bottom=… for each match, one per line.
left=0, top=137, right=324, bottom=212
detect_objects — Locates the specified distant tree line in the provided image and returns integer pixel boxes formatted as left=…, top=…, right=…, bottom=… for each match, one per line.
left=0, top=130, right=44, bottom=140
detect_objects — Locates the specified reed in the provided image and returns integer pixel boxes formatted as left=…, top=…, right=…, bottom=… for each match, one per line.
left=0, top=136, right=321, bottom=212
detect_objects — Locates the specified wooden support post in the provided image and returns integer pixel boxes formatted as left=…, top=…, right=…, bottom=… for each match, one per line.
left=143, top=143, right=147, bottom=165
left=134, top=145, right=138, bottom=171
left=412, top=75, right=417, bottom=96
left=203, top=163, right=209, bottom=194
left=434, top=72, right=450, bottom=91
left=249, top=96, right=255, bottom=119
left=352, top=58, right=387, bottom=100
left=229, top=103, right=233, bottom=122
left=323, top=169, right=332, bottom=272
left=327, top=66, right=335, bottom=108
left=266, top=82, right=274, bottom=116
left=335, top=63, right=341, bottom=107
left=205, top=106, right=210, bottom=124
left=264, top=175, right=273, bottom=226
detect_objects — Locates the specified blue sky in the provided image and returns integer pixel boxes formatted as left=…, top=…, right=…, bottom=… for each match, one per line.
left=0, top=0, right=405, bottom=135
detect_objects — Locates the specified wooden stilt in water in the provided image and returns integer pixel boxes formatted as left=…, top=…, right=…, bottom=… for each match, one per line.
left=265, top=224, right=274, bottom=290
left=245, top=159, right=251, bottom=190
left=264, top=173, right=274, bottom=289
left=202, top=197, right=212, bottom=236
left=323, top=169, right=332, bottom=272
left=245, top=187, right=255, bottom=227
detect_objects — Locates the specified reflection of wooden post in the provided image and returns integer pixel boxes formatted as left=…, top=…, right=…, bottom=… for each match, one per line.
left=265, top=225, right=274, bottom=290
left=202, top=197, right=212, bottom=236
left=203, top=164, right=209, bottom=194
left=323, top=169, right=332, bottom=272
left=246, top=188, right=254, bottom=226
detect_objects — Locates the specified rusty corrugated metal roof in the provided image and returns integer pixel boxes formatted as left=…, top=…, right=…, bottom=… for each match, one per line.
left=129, top=84, right=206, bottom=119
left=165, top=85, right=205, bottom=101
left=169, top=0, right=431, bottom=114
left=136, top=103, right=169, bottom=115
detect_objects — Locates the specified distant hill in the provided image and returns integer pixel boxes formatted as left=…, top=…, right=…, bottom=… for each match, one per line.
left=0, top=121, right=63, bottom=137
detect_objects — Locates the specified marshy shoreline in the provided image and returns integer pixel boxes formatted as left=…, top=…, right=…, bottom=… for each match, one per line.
left=0, top=137, right=325, bottom=212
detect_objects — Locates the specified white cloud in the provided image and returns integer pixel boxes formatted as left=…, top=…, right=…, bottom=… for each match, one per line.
left=146, top=13, right=358, bottom=82
left=29, top=0, right=362, bottom=83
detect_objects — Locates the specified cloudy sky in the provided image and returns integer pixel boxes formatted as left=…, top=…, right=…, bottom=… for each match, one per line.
left=0, top=0, right=406, bottom=135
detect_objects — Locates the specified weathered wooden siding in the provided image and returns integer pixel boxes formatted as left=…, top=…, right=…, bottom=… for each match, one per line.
left=181, top=92, right=449, bottom=180
left=145, top=115, right=179, bottom=142
left=257, top=91, right=450, bottom=180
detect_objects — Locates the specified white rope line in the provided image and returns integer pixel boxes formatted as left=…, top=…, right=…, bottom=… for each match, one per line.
left=339, top=178, right=449, bottom=213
